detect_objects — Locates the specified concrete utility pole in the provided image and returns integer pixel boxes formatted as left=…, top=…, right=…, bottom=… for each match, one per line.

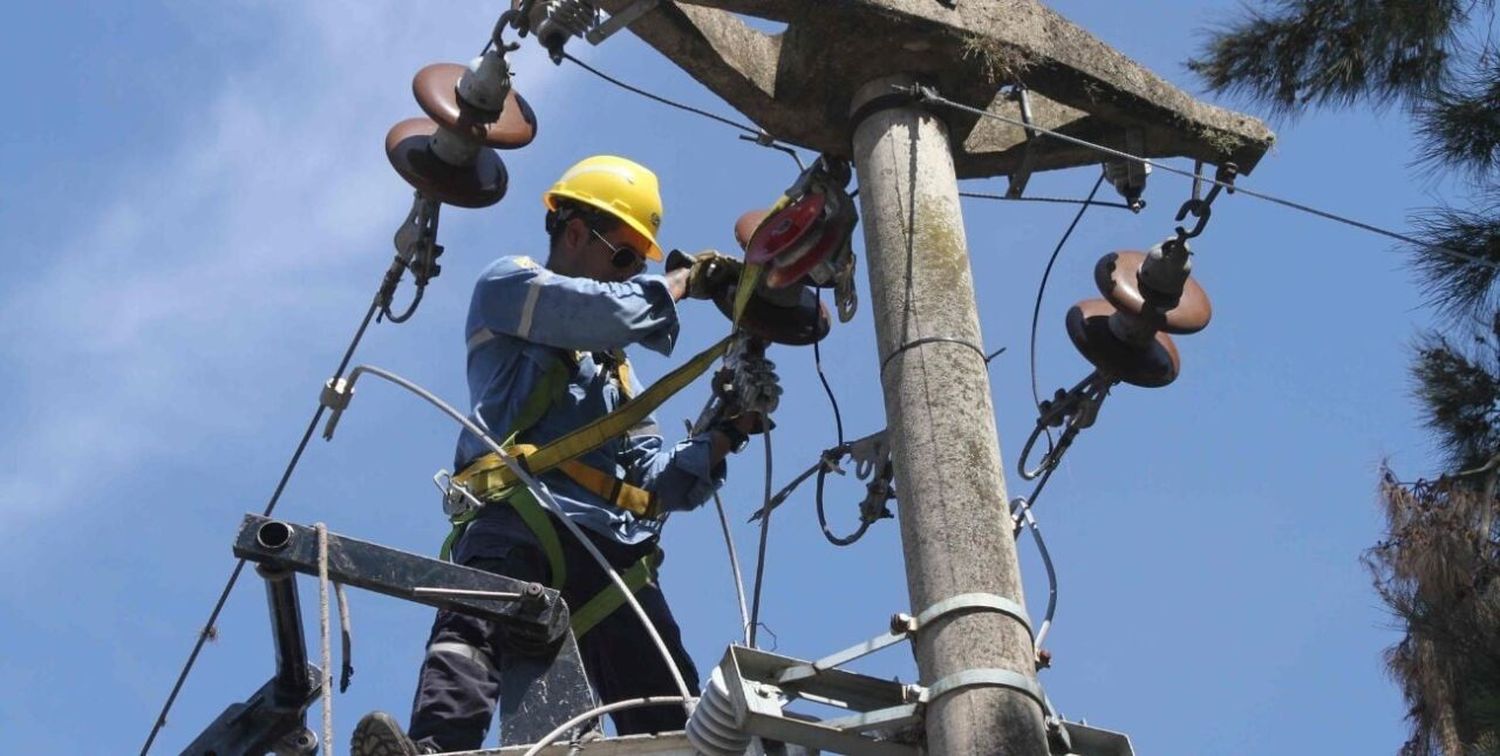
left=598, top=1, right=1275, bottom=752
left=851, top=73, right=1044, bottom=754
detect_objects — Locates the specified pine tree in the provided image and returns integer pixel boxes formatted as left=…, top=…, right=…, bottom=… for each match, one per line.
left=1190, top=2, right=1500, bottom=753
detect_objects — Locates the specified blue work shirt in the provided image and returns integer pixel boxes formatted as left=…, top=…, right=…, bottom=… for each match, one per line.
left=452, top=255, right=724, bottom=554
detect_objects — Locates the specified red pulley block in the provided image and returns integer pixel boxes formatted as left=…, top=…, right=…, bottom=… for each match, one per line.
left=725, top=208, right=831, bottom=344
left=385, top=117, right=508, bottom=208
left=412, top=63, right=537, bottom=149
left=745, top=193, right=826, bottom=268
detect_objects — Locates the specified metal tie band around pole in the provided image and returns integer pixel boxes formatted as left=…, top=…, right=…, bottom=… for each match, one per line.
left=922, top=668, right=1047, bottom=711
left=879, top=336, right=1002, bottom=375
left=912, top=592, right=1034, bottom=645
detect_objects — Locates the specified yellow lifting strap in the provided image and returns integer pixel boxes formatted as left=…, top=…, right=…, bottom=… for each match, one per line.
left=458, top=333, right=734, bottom=497
left=732, top=195, right=791, bottom=325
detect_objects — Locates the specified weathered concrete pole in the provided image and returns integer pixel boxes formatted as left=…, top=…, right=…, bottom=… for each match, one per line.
left=850, top=75, right=1047, bottom=756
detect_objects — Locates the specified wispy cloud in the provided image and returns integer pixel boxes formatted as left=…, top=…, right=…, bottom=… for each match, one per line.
left=0, top=1, right=562, bottom=524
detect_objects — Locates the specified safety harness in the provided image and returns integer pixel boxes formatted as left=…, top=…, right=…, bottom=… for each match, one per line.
left=445, top=334, right=732, bottom=638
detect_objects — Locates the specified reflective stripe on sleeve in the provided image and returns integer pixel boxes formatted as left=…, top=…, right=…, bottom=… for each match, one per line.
left=516, top=272, right=549, bottom=339
left=467, top=327, right=497, bottom=352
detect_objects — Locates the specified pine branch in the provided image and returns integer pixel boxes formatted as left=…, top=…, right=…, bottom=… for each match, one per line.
left=1188, top=0, right=1479, bottom=116
left=1409, top=205, right=1500, bottom=325
left=1415, top=56, right=1500, bottom=178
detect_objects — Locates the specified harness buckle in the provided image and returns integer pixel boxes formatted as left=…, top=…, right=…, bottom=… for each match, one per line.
left=433, top=469, right=486, bottom=518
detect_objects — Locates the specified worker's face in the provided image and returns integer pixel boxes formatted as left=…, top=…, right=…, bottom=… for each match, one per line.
left=563, top=217, right=648, bottom=282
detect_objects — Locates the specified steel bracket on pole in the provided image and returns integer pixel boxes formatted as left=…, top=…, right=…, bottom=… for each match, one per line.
left=716, top=645, right=921, bottom=756
left=1004, top=85, right=1040, bottom=198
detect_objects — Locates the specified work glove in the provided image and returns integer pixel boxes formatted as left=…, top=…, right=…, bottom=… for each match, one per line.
left=666, top=248, right=742, bottom=300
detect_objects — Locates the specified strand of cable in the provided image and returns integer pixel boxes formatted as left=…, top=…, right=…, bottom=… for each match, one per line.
left=913, top=85, right=1500, bottom=271
left=1029, top=172, right=1106, bottom=452
left=713, top=488, right=753, bottom=646
left=811, top=302, right=845, bottom=446
left=140, top=298, right=382, bottom=755
left=1010, top=498, right=1058, bottom=650
left=562, top=52, right=761, bottom=136
left=316, top=523, right=335, bottom=756
left=337, top=364, right=694, bottom=711
left=748, top=429, right=775, bottom=649
left=959, top=190, right=1134, bottom=210
left=814, top=452, right=873, bottom=546
left=691, top=418, right=752, bottom=646
left=518, top=696, right=696, bottom=756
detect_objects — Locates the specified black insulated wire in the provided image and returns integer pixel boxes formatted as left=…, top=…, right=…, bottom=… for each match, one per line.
left=141, top=296, right=384, bottom=755
left=1029, top=173, right=1106, bottom=450
left=914, top=84, right=1500, bottom=271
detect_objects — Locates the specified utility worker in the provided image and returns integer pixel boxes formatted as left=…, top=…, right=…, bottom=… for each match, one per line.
left=352, top=155, right=763, bottom=755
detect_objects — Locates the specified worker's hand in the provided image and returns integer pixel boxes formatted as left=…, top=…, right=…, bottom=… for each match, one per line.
left=666, top=248, right=742, bottom=300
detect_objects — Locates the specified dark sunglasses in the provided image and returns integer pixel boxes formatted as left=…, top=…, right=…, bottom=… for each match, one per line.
left=589, top=226, right=646, bottom=273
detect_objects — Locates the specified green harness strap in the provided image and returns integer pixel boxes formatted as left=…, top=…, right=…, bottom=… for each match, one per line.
left=569, top=548, right=662, bottom=638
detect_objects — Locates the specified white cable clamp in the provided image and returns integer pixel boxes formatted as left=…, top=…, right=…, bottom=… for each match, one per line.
left=320, top=378, right=355, bottom=440
left=922, top=668, right=1045, bottom=710
left=914, top=592, right=1034, bottom=644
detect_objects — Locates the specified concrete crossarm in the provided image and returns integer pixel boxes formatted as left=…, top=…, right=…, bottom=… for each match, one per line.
left=595, top=0, right=1274, bottom=178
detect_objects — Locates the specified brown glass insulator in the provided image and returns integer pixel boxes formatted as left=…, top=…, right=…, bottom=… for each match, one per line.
left=385, top=118, right=507, bottom=208
left=412, top=63, right=538, bottom=149
left=1094, top=251, right=1212, bottom=335
left=1066, top=298, right=1180, bottom=388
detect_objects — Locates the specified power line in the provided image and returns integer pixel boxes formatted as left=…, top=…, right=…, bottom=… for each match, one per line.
left=563, top=52, right=762, bottom=136
left=1028, top=173, right=1106, bottom=449
left=960, top=191, right=1133, bottom=211
left=141, top=299, right=382, bottom=755
left=913, top=84, right=1500, bottom=271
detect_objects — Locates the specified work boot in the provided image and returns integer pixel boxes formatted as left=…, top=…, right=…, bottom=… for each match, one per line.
left=351, top=711, right=426, bottom=756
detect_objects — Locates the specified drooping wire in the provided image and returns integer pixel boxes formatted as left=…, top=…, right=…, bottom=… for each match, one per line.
left=747, top=429, right=775, bottom=648
left=1029, top=173, right=1106, bottom=448
left=914, top=84, right=1500, bottom=271
left=562, top=52, right=761, bottom=136
left=811, top=297, right=845, bottom=447
left=140, top=297, right=382, bottom=756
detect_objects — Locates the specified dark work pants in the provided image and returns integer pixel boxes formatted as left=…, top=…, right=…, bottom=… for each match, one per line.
left=408, top=508, right=701, bottom=752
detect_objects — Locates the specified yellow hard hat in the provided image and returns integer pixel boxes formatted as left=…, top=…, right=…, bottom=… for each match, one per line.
left=543, top=155, right=664, bottom=261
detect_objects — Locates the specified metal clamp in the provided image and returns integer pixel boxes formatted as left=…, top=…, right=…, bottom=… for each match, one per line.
left=913, top=592, right=1033, bottom=643
left=922, top=668, right=1046, bottom=710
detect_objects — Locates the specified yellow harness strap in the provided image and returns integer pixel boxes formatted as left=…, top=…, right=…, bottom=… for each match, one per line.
left=460, top=334, right=732, bottom=496
left=456, top=448, right=659, bottom=519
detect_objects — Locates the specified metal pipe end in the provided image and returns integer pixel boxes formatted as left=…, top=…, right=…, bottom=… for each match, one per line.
left=256, top=520, right=295, bottom=551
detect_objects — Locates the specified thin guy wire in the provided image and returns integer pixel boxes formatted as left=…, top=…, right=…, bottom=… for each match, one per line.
left=340, top=363, right=693, bottom=709
left=1030, top=173, right=1106, bottom=447
left=141, top=297, right=382, bottom=755
left=748, top=429, right=774, bottom=648
left=688, top=418, right=752, bottom=646
left=959, top=191, right=1133, bottom=210
left=914, top=85, right=1500, bottom=271
left=563, top=52, right=761, bottom=136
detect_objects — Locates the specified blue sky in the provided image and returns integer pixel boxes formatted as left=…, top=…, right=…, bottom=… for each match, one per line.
left=1, top=1, right=1469, bottom=753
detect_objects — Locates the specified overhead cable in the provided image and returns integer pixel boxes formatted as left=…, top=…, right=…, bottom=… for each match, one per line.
left=140, top=298, right=383, bottom=756
left=911, top=84, right=1500, bottom=271
left=1029, top=173, right=1107, bottom=448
